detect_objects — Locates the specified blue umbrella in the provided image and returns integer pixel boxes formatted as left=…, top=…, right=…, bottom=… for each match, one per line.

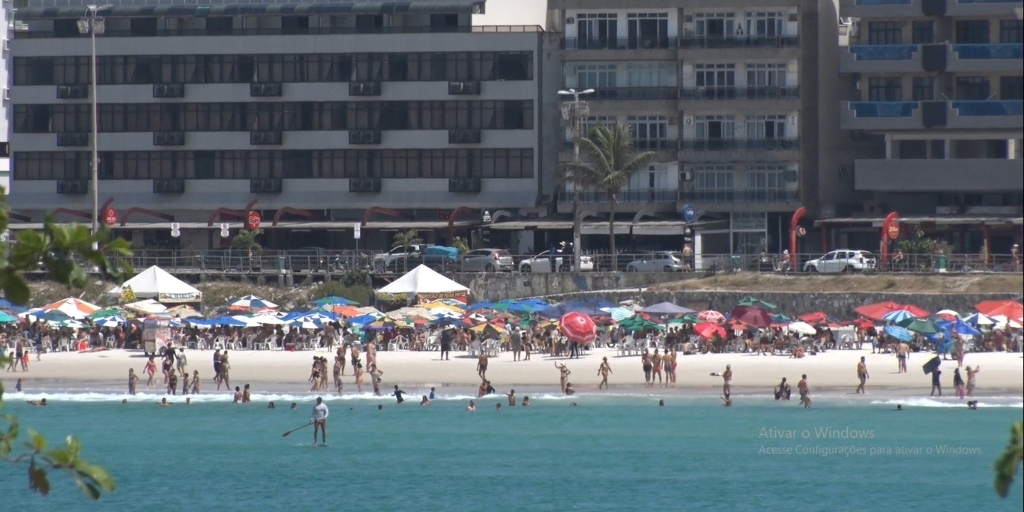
left=882, top=309, right=918, bottom=324
left=312, top=296, right=358, bottom=307
left=466, top=301, right=497, bottom=311
left=937, top=319, right=980, bottom=337
left=348, top=314, right=378, bottom=326
left=884, top=325, right=914, bottom=342
left=208, top=316, right=248, bottom=327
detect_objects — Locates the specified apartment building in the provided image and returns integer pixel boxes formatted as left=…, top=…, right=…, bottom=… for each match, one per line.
left=546, top=0, right=833, bottom=255
left=7, top=0, right=546, bottom=250
left=836, top=0, right=1023, bottom=251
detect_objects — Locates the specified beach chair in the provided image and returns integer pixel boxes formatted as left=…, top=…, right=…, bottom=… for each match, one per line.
left=467, top=339, right=482, bottom=357
left=387, top=338, right=400, bottom=352
left=485, top=339, right=500, bottom=357
left=397, top=338, right=410, bottom=351
left=425, top=335, right=439, bottom=351
left=212, top=336, right=227, bottom=350
left=244, top=334, right=258, bottom=350
left=617, top=336, right=634, bottom=357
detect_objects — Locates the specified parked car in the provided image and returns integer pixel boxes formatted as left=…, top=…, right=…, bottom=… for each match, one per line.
left=518, top=251, right=594, bottom=273
left=625, top=252, right=684, bottom=272
left=461, top=248, right=514, bottom=272
left=373, top=244, right=431, bottom=271
left=803, top=250, right=877, bottom=273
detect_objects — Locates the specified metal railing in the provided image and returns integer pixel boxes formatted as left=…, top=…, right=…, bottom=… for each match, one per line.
left=678, top=36, right=800, bottom=49
left=15, top=25, right=544, bottom=39
left=679, top=138, right=800, bottom=151
left=562, top=37, right=677, bottom=50
left=556, top=189, right=678, bottom=203
left=679, top=86, right=800, bottom=100
left=678, top=190, right=799, bottom=203
left=559, top=87, right=678, bottom=100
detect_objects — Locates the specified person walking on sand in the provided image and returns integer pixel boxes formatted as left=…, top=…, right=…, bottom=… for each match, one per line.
left=176, top=348, right=188, bottom=377
left=212, top=349, right=222, bottom=385
left=953, top=368, right=965, bottom=399
left=597, top=357, right=612, bottom=390
left=856, top=356, right=869, bottom=394
left=798, top=374, right=811, bottom=409
left=965, top=365, right=980, bottom=397
left=219, top=351, right=232, bottom=391
left=354, top=362, right=364, bottom=393
left=930, top=367, right=942, bottom=396
left=896, top=342, right=909, bottom=373
left=333, top=356, right=343, bottom=393
left=311, top=397, right=329, bottom=447
left=144, top=356, right=157, bottom=387
left=510, top=328, right=523, bottom=362
left=191, top=370, right=201, bottom=394
left=723, top=365, right=733, bottom=397
left=369, top=363, right=383, bottom=396
left=181, top=371, right=190, bottom=396
left=477, top=351, right=489, bottom=380
left=128, top=368, right=139, bottom=395
left=641, top=350, right=653, bottom=387
left=651, top=349, right=663, bottom=386
left=556, top=362, right=571, bottom=394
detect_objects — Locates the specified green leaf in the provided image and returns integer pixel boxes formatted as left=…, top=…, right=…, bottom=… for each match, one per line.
left=27, top=429, right=46, bottom=452
left=75, top=479, right=101, bottom=500
left=65, top=435, right=82, bottom=460
left=28, top=460, right=51, bottom=496
left=0, top=270, right=31, bottom=306
left=77, top=463, right=116, bottom=492
left=995, top=421, right=1024, bottom=497
left=46, top=448, right=72, bottom=467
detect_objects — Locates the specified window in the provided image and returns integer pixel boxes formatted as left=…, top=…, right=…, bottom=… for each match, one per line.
left=746, top=114, right=786, bottom=139
left=572, top=63, right=617, bottom=89
left=956, top=20, right=989, bottom=44
left=868, top=22, right=902, bottom=45
left=355, top=15, right=385, bottom=33
left=746, top=63, right=787, bottom=87
left=582, top=116, right=614, bottom=138
left=695, top=13, right=736, bottom=39
left=430, top=14, right=459, bottom=32
left=130, top=18, right=158, bottom=37
left=577, top=13, right=618, bottom=49
left=696, top=64, right=735, bottom=89
left=912, top=21, right=934, bottom=44
left=14, top=57, right=55, bottom=86
left=868, top=77, right=902, bottom=101
left=912, top=77, right=934, bottom=101
left=696, top=115, right=736, bottom=139
left=627, top=115, right=667, bottom=149
left=624, top=62, right=675, bottom=87
left=496, top=53, right=531, bottom=81
left=694, top=165, right=735, bottom=189
left=956, top=77, right=990, bottom=100
left=1001, top=76, right=1023, bottom=100
left=206, top=17, right=234, bottom=35
left=1000, top=20, right=1023, bottom=44
left=745, top=12, right=784, bottom=38
left=746, top=166, right=786, bottom=189
left=626, top=12, right=669, bottom=49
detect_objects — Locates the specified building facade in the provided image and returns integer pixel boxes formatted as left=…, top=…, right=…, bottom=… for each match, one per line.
left=545, top=0, right=837, bottom=255
left=7, top=0, right=547, bottom=250
left=835, top=0, right=1023, bottom=252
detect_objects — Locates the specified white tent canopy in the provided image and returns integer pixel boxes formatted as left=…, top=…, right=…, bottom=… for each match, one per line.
left=376, top=265, right=469, bottom=303
left=108, top=266, right=202, bottom=304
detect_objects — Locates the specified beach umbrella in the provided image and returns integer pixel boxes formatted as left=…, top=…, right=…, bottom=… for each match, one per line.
left=787, top=321, right=817, bottom=336
left=937, top=319, right=980, bottom=337
left=730, top=306, right=773, bottom=329
left=696, top=310, right=725, bottom=323
left=166, top=305, right=203, bottom=319
left=89, top=307, right=123, bottom=320
left=882, top=309, right=920, bottom=324
left=883, top=325, right=914, bottom=342
left=974, top=300, right=1023, bottom=321
left=558, top=311, right=597, bottom=344
left=124, top=299, right=169, bottom=315
left=40, top=298, right=101, bottom=319
left=902, top=318, right=939, bottom=334
left=58, top=319, right=86, bottom=329
left=855, top=301, right=928, bottom=322
left=962, top=312, right=996, bottom=326
left=0, top=311, right=18, bottom=323
left=990, top=315, right=1023, bottom=329
left=736, top=296, right=778, bottom=311
left=797, top=311, right=829, bottom=324
left=618, top=316, right=663, bottom=331
left=95, top=315, right=126, bottom=328
left=229, top=295, right=278, bottom=312
left=466, top=301, right=496, bottom=311
left=470, top=322, right=506, bottom=337
left=602, top=307, right=635, bottom=322
left=312, top=296, right=359, bottom=307
left=208, top=316, right=248, bottom=327
left=641, top=302, right=696, bottom=315
left=251, top=314, right=286, bottom=325
left=694, top=322, right=727, bottom=339
left=935, top=309, right=961, bottom=320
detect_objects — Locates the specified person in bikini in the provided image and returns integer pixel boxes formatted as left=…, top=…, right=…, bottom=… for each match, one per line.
left=651, top=349, right=663, bottom=386
left=242, top=383, right=252, bottom=403
left=144, top=356, right=157, bottom=387
left=219, top=351, right=232, bottom=391
left=477, top=351, right=489, bottom=380
left=128, top=368, right=139, bottom=395
left=641, top=350, right=653, bottom=387
left=723, top=365, right=733, bottom=397
left=333, top=356, right=343, bottom=393
left=181, top=371, right=190, bottom=396
left=597, top=357, right=612, bottom=390
left=556, top=363, right=571, bottom=394
left=191, top=370, right=201, bottom=394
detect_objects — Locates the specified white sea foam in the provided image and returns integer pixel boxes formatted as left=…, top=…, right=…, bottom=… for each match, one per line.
left=2, top=391, right=575, bottom=404
left=870, top=398, right=1023, bottom=408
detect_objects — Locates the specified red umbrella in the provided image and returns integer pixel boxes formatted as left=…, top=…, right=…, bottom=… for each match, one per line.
left=730, top=306, right=772, bottom=328
left=559, top=312, right=598, bottom=344
left=798, top=311, right=829, bottom=324
left=694, top=322, right=727, bottom=339
left=697, top=310, right=726, bottom=323
left=975, top=300, right=1023, bottom=322
left=854, top=318, right=876, bottom=329
left=854, top=301, right=929, bottom=322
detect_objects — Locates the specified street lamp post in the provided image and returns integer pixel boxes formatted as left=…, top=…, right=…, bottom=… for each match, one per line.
left=78, top=5, right=111, bottom=234
left=558, top=88, right=593, bottom=272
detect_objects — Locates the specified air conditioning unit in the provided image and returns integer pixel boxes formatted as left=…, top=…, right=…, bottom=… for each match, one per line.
left=153, top=83, right=185, bottom=98
left=153, top=131, right=185, bottom=146
left=56, top=85, right=89, bottom=99
left=349, top=178, right=382, bottom=193
left=57, top=132, right=89, bottom=147
left=448, top=129, right=482, bottom=144
left=56, top=180, right=89, bottom=195
left=250, top=131, right=283, bottom=145
left=448, top=81, right=481, bottom=95
left=250, top=178, right=283, bottom=194
left=349, top=130, right=382, bottom=145
left=448, top=177, right=482, bottom=193
left=250, top=82, right=283, bottom=97
left=153, top=179, right=186, bottom=194
left=349, top=81, right=382, bottom=96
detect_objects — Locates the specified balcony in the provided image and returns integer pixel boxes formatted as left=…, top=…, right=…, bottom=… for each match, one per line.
left=841, top=100, right=1023, bottom=130
left=841, top=101, right=922, bottom=130
left=854, top=159, right=1022, bottom=192
left=679, top=87, right=799, bottom=101
left=679, top=190, right=799, bottom=203
left=556, top=189, right=678, bottom=213
left=679, top=138, right=800, bottom=151
left=947, top=0, right=1023, bottom=16
left=678, top=36, right=799, bottom=49
left=839, top=45, right=922, bottom=73
left=948, top=44, right=1024, bottom=73
left=838, top=0, right=922, bottom=18
left=13, top=25, right=544, bottom=39
left=948, top=100, right=1024, bottom=130
left=563, top=87, right=677, bottom=101
left=562, top=37, right=677, bottom=50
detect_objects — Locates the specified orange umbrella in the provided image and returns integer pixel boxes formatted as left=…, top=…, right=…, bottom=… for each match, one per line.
left=975, top=300, right=1023, bottom=322
left=695, top=322, right=727, bottom=339
left=332, top=305, right=362, bottom=317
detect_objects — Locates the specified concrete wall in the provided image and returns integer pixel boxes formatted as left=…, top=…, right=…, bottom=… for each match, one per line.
left=449, top=271, right=686, bottom=302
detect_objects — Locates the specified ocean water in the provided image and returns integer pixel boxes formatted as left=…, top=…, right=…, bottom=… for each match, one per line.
left=1, top=391, right=1022, bottom=512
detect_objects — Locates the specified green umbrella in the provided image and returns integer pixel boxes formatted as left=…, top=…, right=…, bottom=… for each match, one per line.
left=902, top=318, right=939, bottom=334
left=737, top=297, right=778, bottom=311
left=619, top=317, right=664, bottom=331
left=0, top=311, right=18, bottom=323
left=89, top=307, right=123, bottom=320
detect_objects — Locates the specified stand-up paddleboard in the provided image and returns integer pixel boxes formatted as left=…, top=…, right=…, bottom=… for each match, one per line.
left=922, top=356, right=940, bottom=375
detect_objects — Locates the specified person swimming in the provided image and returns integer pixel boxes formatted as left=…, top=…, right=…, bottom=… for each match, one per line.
left=466, top=400, right=476, bottom=412
left=27, top=398, right=47, bottom=407
left=268, top=401, right=276, bottom=409
left=521, top=396, right=531, bottom=407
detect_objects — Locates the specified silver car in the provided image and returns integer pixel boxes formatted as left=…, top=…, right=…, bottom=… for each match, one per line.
left=461, top=249, right=514, bottom=272
left=803, top=250, right=877, bottom=273
left=625, top=252, right=684, bottom=272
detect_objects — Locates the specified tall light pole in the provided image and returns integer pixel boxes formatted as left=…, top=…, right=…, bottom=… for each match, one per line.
left=558, top=88, right=593, bottom=271
left=78, top=5, right=111, bottom=234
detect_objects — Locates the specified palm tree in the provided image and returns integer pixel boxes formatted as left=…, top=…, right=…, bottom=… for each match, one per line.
left=391, top=229, right=423, bottom=272
left=562, top=123, right=654, bottom=270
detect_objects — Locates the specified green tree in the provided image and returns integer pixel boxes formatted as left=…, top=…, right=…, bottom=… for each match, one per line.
left=231, top=228, right=263, bottom=256
left=563, top=123, right=654, bottom=270
left=1, top=194, right=130, bottom=500
left=391, top=230, right=423, bottom=272
left=995, top=421, right=1023, bottom=498
left=451, top=237, right=470, bottom=256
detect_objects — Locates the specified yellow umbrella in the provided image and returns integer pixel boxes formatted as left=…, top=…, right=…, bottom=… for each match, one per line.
left=470, top=323, right=507, bottom=336
left=420, top=301, right=464, bottom=313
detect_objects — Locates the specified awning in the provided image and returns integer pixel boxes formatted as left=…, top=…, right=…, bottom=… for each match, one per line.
left=16, top=1, right=486, bottom=19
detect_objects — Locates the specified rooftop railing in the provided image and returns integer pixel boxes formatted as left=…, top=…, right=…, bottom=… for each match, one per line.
left=848, top=101, right=919, bottom=117
left=952, top=44, right=1024, bottom=59
left=849, top=45, right=918, bottom=60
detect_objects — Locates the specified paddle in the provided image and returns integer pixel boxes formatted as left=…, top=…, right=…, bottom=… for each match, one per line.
left=282, top=422, right=312, bottom=438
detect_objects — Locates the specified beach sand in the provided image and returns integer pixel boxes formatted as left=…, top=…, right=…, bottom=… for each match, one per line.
left=7, top=346, right=1023, bottom=397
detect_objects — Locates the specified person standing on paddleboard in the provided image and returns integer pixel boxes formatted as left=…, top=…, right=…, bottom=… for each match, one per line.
left=311, top=397, right=329, bottom=447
